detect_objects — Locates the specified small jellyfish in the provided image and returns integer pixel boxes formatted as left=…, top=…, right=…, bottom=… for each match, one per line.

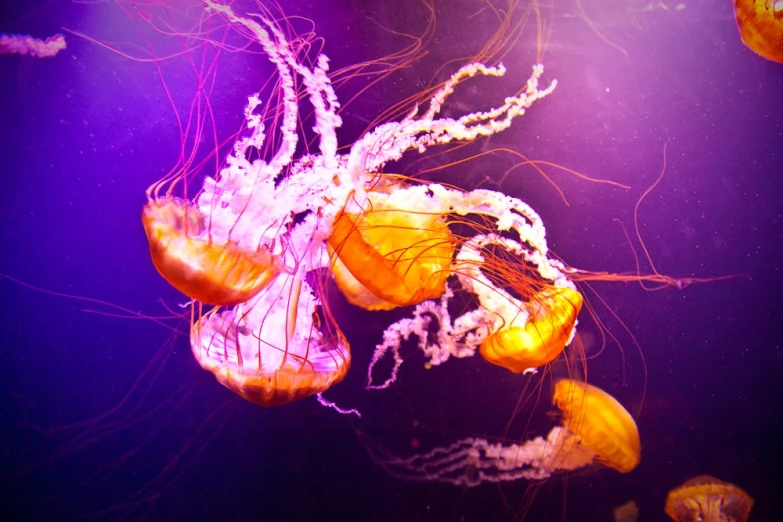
left=614, top=499, right=639, bottom=522
left=733, top=0, right=783, bottom=63
left=665, top=475, right=754, bottom=522
left=192, top=272, right=351, bottom=407
left=553, top=379, right=641, bottom=473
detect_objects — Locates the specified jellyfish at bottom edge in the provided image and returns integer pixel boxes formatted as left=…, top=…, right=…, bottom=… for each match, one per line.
left=665, top=475, right=754, bottom=522
left=360, top=379, right=640, bottom=486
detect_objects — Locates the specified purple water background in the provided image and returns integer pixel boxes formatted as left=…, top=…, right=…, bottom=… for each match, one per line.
left=1, top=0, right=782, bottom=520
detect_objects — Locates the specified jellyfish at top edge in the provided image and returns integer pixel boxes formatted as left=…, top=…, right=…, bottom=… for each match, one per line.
left=361, top=379, right=639, bottom=486
left=665, top=475, right=754, bottom=522
left=733, top=0, right=783, bottom=63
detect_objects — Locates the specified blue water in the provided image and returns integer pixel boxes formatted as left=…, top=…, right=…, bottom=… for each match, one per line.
left=1, top=1, right=781, bottom=520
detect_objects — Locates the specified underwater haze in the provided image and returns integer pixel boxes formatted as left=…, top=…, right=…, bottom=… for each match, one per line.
left=1, top=0, right=782, bottom=521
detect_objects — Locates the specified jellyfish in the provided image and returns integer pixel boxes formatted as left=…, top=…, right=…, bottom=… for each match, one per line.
left=733, top=0, right=783, bottom=63
left=552, top=379, right=641, bottom=474
left=665, top=475, right=754, bottom=522
left=137, top=0, right=302, bottom=308
left=191, top=270, right=351, bottom=407
left=141, top=198, right=282, bottom=306
left=328, top=183, right=455, bottom=311
left=361, top=379, right=639, bottom=485
left=614, top=500, right=639, bottom=522
left=0, top=33, right=66, bottom=58
left=168, top=0, right=361, bottom=405
left=364, top=181, right=582, bottom=387
left=479, top=286, right=583, bottom=373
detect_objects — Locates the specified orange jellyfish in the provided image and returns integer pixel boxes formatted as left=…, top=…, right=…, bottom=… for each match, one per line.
left=360, top=379, right=640, bottom=485
left=480, top=285, right=583, bottom=373
left=142, top=197, right=281, bottom=306
left=552, top=378, right=641, bottom=473
left=328, top=182, right=455, bottom=311
left=733, top=0, right=783, bottom=63
left=139, top=0, right=316, bottom=308
left=174, top=0, right=360, bottom=406
left=665, top=475, right=754, bottom=522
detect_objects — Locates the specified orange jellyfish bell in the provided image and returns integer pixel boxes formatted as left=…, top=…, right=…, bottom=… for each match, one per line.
left=328, top=186, right=454, bottom=311
left=733, top=0, right=783, bottom=63
left=480, top=285, right=583, bottom=373
left=553, top=379, right=641, bottom=473
left=142, top=197, right=281, bottom=306
left=665, top=475, right=754, bottom=522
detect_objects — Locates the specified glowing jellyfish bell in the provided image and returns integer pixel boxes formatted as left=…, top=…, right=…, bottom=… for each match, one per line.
left=192, top=271, right=351, bottom=407
left=141, top=198, right=281, bottom=306
left=480, top=285, right=583, bottom=373
left=665, top=475, right=754, bottom=522
left=552, top=379, right=641, bottom=474
left=733, top=0, right=783, bottom=63
left=328, top=183, right=455, bottom=311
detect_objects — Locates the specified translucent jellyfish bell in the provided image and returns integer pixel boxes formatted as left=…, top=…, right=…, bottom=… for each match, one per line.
left=192, top=272, right=350, bottom=407
left=553, top=379, right=641, bottom=474
left=480, top=286, right=583, bottom=373
left=665, top=475, right=754, bottom=522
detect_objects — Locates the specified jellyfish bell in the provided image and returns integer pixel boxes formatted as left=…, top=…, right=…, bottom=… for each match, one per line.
left=142, top=197, right=282, bottom=306
left=479, top=285, right=583, bottom=373
left=328, top=181, right=455, bottom=311
left=552, top=379, right=641, bottom=474
left=451, top=227, right=584, bottom=374
left=665, top=475, right=754, bottom=522
left=192, top=270, right=351, bottom=407
left=733, top=0, right=783, bottom=63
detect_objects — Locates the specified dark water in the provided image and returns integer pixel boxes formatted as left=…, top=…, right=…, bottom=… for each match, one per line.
left=1, top=1, right=781, bottom=521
